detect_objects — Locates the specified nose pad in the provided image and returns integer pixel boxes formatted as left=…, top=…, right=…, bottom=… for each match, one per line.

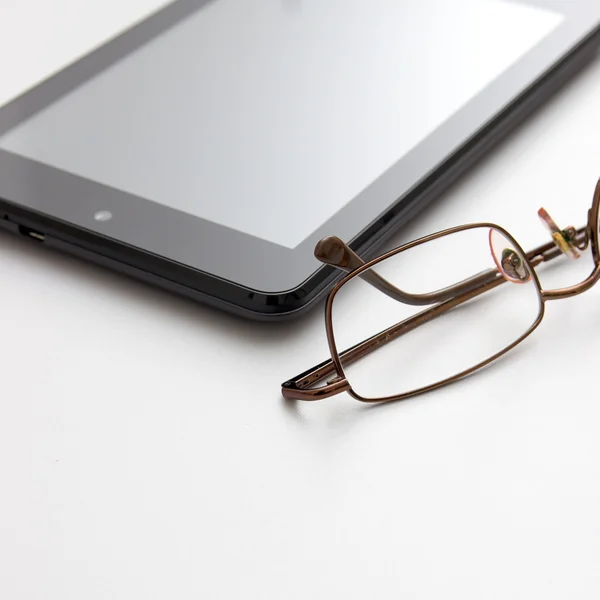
left=489, top=229, right=532, bottom=284
left=538, top=207, right=580, bottom=259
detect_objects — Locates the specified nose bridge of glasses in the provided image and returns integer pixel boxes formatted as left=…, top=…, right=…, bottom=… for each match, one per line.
left=315, top=235, right=505, bottom=306
left=541, top=263, right=600, bottom=300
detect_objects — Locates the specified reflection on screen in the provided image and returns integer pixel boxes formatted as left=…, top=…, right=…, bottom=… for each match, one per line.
left=0, top=0, right=563, bottom=248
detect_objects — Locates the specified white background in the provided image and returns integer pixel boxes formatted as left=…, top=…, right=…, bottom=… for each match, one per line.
left=1, top=2, right=600, bottom=599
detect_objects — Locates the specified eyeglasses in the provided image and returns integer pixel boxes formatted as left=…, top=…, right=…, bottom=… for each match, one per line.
left=281, top=178, right=600, bottom=403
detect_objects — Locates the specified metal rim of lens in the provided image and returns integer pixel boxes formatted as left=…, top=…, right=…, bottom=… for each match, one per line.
left=325, top=223, right=545, bottom=403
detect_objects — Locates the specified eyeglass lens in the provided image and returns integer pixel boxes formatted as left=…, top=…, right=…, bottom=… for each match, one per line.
left=330, top=226, right=543, bottom=400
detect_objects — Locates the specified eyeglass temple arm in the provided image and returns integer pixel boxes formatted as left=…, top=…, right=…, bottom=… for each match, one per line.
left=315, top=236, right=493, bottom=305
left=282, top=228, right=586, bottom=400
left=315, top=226, right=587, bottom=306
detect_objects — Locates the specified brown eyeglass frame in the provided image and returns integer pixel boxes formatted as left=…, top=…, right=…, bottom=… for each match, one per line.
left=281, top=178, right=600, bottom=403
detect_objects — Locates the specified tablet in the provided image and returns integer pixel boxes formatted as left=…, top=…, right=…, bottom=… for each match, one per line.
left=1, top=0, right=599, bottom=319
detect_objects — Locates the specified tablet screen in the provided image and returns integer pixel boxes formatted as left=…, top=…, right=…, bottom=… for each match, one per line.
left=0, top=0, right=562, bottom=249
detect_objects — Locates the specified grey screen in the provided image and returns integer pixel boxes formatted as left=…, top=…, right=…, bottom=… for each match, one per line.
left=0, top=0, right=563, bottom=249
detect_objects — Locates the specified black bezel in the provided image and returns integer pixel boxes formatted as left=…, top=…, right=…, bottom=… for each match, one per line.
left=1, top=0, right=600, bottom=319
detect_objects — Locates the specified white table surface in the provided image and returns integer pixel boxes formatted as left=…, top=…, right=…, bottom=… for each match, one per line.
left=2, top=2, right=600, bottom=599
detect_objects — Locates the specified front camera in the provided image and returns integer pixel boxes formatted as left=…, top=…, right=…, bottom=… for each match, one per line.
left=94, top=210, right=113, bottom=222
